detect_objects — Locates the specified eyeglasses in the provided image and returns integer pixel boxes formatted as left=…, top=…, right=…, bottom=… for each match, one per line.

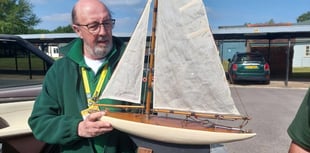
left=76, top=19, right=115, bottom=34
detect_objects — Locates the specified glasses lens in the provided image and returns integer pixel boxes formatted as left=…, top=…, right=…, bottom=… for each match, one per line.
left=103, top=19, right=115, bottom=29
left=84, top=19, right=115, bottom=34
left=87, top=23, right=100, bottom=32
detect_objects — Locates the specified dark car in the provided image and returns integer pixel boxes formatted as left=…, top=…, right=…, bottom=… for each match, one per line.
left=0, top=34, right=55, bottom=153
left=228, top=52, right=270, bottom=84
left=0, top=34, right=54, bottom=102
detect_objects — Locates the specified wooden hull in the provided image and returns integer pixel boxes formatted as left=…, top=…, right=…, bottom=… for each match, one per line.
left=101, top=112, right=256, bottom=145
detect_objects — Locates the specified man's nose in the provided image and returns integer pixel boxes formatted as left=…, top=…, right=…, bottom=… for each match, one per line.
left=98, top=24, right=109, bottom=35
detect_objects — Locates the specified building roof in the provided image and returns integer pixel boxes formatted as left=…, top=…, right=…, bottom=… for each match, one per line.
left=212, top=24, right=310, bottom=40
left=16, top=32, right=131, bottom=43
left=15, top=24, right=310, bottom=42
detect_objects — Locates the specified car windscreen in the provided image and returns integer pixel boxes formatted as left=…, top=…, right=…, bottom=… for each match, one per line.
left=237, top=54, right=265, bottom=62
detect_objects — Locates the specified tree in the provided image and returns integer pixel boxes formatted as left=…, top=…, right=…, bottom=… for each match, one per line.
left=29, top=28, right=50, bottom=34
left=0, top=0, right=41, bottom=34
left=28, top=25, right=74, bottom=34
left=265, top=19, right=275, bottom=24
left=52, top=25, right=74, bottom=33
left=297, top=11, right=310, bottom=23
left=244, top=18, right=275, bottom=26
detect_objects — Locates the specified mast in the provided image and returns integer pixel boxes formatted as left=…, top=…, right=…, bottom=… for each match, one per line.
left=145, top=0, right=158, bottom=115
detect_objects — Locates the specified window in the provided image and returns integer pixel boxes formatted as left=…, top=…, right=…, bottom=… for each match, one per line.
left=0, top=43, right=50, bottom=88
left=305, top=46, right=310, bottom=57
left=0, top=35, right=53, bottom=102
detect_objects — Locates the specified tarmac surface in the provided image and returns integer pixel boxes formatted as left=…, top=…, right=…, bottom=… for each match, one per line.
left=201, top=79, right=310, bottom=153
left=230, top=80, right=310, bottom=89
left=1, top=79, right=308, bottom=153
left=223, top=79, right=309, bottom=153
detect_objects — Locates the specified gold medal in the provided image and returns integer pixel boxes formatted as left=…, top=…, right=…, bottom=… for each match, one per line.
left=81, top=105, right=100, bottom=120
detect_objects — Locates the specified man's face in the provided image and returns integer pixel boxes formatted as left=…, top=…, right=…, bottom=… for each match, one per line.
left=73, top=3, right=113, bottom=59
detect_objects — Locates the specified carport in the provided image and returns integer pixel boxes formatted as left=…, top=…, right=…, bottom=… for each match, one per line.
left=15, top=25, right=310, bottom=86
left=212, top=24, right=310, bottom=86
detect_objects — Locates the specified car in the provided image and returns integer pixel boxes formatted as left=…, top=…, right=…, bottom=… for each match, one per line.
left=0, top=34, right=55, bottom=153
left=0, top=34, right=54, bottom=102
left=227, top=52, right=270, bottom=84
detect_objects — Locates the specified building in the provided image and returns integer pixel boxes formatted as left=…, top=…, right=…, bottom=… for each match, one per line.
left=213, top=23, right=310, bottom=77
left=16, top=23, right=310, bottom=78
left=293, top=38, right=310, bottom=68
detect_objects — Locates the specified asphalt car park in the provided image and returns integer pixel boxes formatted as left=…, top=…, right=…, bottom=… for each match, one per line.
left=0, top=34, right=309, bottom=153
left=225, top=86, right=308, bottom=153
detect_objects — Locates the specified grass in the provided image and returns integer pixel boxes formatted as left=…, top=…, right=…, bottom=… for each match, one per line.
left=0, top=57, right=48, bottom=80
left=222, top=60, right=229, bottom=72
left=293, top=67, right=310, bottom=73
left=0, top=57, right=47, bottom=70
left=292, top=67, right=310, bottom=79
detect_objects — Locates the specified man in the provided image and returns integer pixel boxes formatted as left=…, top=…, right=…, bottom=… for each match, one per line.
left=28, top=0, right=137, bottom=152
left=287, top=88, right=310, bottom=153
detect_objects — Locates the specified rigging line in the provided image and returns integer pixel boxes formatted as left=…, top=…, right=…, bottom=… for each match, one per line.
left=142, top=41, right=152, bottom=107
left=183, top=116, right=248, bottom=133
left=231, top=85, right=250, bottom=118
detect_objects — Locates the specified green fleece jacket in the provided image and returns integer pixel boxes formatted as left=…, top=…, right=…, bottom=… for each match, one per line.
left=287, top=87, right=310, bottom=151
left=28, top=37, right=137, bottom=153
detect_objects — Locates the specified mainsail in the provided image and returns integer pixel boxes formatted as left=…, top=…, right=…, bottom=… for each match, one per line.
left=154, top=0, right=239, bottom=115
left=99, top=0, right=255, bottom=145
left=101, top=0, right=239, bottom=115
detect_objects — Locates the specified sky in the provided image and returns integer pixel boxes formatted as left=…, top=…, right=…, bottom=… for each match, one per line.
left=30, top=0, right=310, bottom=35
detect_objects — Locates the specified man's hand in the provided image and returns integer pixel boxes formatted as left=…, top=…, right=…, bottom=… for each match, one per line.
left=78, top=111, right=113, bottom=137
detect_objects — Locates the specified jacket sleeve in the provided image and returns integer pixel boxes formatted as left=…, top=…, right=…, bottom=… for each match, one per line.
left=28, top=62, right=83, bottom=145
left=287, top=88, right=310, bottom=150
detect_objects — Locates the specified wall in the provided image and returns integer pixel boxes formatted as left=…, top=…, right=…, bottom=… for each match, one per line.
left=293, top=43, right=310, bottom=67
left=251, top=46, right=293, bottom=77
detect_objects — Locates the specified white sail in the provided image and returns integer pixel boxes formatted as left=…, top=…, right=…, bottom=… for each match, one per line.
left=99, top=0, right=152, bottom=104
left=153, top=0, right=240, bottom=115
left=99, top=0, right=255, bottom=145
left=101, top=0, right=240, bottom=115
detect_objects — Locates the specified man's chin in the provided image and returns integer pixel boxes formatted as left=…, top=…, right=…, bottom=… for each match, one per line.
left=95, top=49, right=111, bottom=58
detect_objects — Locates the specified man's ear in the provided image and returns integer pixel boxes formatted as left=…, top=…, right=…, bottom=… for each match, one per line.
left=72, top=25, right=83, bottom=38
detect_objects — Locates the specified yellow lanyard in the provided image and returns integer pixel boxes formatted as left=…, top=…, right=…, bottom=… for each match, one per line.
left=81, top=64, right=108, bottom=107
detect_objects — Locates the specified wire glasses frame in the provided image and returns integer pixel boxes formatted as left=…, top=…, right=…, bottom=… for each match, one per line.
left=76, top=19, right=115, bottom=34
